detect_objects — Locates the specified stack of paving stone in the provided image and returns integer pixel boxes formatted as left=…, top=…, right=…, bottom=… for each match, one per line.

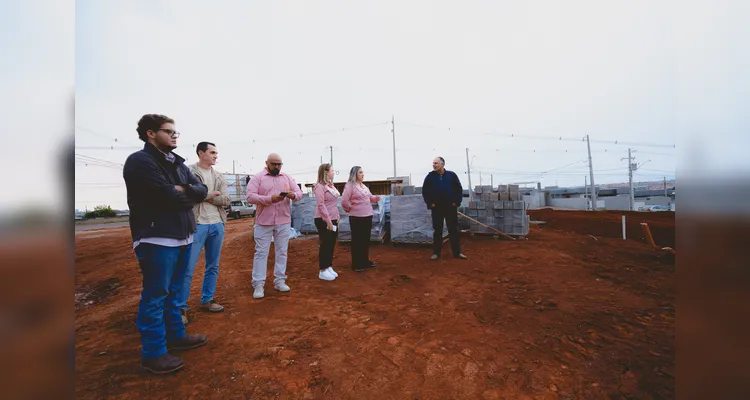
left=462, top=185, right=529, bottom=236
left=390, top=194, right=447, bottom=244
left=290, top=194, right=318, bottom=233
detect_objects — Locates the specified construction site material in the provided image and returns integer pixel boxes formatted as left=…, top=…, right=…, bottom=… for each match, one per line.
left=466, top=186, right=529, bottom=236
left=390, top=195, right=447, bottom=244
left=290, top=194, right=318, bottom=234
left=457, top=211, right=515, bottom=240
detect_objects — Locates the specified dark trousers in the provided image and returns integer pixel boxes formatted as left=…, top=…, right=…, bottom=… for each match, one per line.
left=134, top=243, right=190, bottom=359
left=349, top=216, right=373, bottom=267
left=314, top=218, right=338, bottom=270
left=431, top=206, right=461, bottom=256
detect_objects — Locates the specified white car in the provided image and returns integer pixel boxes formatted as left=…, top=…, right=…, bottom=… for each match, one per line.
left=225, top=200, right=256, bottom=219
left=639, top=205, right=670, bottom=212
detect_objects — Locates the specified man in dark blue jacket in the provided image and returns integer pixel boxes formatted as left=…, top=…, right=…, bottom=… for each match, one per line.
left=123, top=114, right=209, bottom=374
left=422, top=157, right=468, bottom=260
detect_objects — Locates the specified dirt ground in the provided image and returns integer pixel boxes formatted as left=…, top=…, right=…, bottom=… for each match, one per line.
left=75, top=210, right=674, bottom=399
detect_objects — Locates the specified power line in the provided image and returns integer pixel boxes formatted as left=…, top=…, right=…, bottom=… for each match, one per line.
left=398, top=120, right=676, bottom=148
left=223, top=121, right=390, bottom=146
left=639, top=168, right=676, bottom=173
left=74, top=146, right=141, bottom=150
left=75, top=153, right=125, bottom=170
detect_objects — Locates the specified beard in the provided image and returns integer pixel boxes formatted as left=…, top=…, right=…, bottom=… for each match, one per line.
left=269, top=169, right=280, bottom=176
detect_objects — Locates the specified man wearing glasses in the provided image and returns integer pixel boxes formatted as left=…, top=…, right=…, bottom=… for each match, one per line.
left=246, top=153, right=303, bottom=299
left=123, top=114, right=209, bottom=374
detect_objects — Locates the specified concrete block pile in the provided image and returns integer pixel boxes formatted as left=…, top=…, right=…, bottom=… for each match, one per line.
left=390, top=194, right=447, bottom=244
left=462, top=185, right=529, bottom=236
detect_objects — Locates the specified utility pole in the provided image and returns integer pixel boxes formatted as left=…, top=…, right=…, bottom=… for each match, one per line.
left=586, top=135, right=597, bottom=210
left=320, top=155, right=323, bottom=165
left=584, top=175, right=588, bottom=210
left=233, top=160, right=236, bottom=175
left=491, top=174, right=494, bottom=188
left=465, top=148, right=472, bottom=190
left=479, top=171, right=483, bottom=186
left=664, top=176, right=668, bottom=197
left=391, top=115, right=397, bottom=177
left=622, top=148, right=636, bottom=211
left=329, top=146, right=333, bottom=165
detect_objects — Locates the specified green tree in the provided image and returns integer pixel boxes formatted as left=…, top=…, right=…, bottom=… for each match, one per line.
left=84, top=205, right=117, bottom=219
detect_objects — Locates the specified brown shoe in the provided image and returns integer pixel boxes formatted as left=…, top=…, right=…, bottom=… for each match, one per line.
left=167, top=333, right=208, bottom=351
left=455, top=253, right=468, bottom=259
left=200, top=300, right=224, bottom=313
left=141, top=353, right=184, bottom=375
left=179, top=309, right=188, bottom=325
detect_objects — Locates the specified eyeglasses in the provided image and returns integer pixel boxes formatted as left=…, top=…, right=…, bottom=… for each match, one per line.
left=269, top=162, right=283, bottom=167
left=158, top=128, right=181, bottom=138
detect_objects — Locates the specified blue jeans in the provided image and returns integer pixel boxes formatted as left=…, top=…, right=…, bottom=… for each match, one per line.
left=178, top=223, right=225, bottom=310
left=134, top=243, right=191, bottom=359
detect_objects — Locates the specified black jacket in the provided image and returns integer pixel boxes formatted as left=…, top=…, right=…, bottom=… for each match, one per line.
left=422, top=169, right=463, bottom=209
left=123, top=143, right=208, bottom=242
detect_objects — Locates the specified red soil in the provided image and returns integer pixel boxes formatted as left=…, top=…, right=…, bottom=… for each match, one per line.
left=75, top=210, right=674, bottom=399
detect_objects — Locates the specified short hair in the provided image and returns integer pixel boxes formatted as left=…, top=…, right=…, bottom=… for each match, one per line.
left=136, top=114, right=174, bottom=142
left=438, top=156, right=445, bottom=164
left=196, top=141, right=216, bottom=155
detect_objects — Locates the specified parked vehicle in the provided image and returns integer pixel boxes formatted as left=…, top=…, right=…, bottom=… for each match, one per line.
left=224, top=200, right=256, bottom=219
left=639, top=205, right=670, bottom=212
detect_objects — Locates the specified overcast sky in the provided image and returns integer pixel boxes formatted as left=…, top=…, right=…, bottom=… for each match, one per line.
left=64, top=0, right=748, bottom=210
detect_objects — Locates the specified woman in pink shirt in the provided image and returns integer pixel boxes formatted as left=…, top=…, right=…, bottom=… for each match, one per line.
left=314, top=163, right=340, bottom=281
left=341, top=166, right=381, bottom=271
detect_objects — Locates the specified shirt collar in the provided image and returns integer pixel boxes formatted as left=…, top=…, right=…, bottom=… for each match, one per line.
left=159, top=149, right=176, bottom=164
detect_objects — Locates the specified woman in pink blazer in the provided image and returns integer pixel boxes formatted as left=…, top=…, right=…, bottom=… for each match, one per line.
left=341, top=166, right=381, bottom=272
left=314, top=163, right=340, bottom=281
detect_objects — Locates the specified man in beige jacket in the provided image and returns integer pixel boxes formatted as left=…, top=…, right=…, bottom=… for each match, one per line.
left=177, top=141, right=231, bottom=324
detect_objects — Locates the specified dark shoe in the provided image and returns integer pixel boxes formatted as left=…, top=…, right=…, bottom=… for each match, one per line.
left=180, top=309, right=188, bottom=325
left=455, top=253, right=468, bottom=259
left=366, top=260, right=377, bottom=268
left=351, top=265, right=366, bottom=272
left=200, top=300, right=224, bottom=313
left=430, top=254, right=439, bottom=260
left=167, top=333, right=208, bottom=351
left=141, top=353, right=184, bottom=375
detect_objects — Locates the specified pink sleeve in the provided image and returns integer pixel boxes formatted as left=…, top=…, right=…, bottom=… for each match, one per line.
left=341, top=184, right=352, bottom=212
left=289, top=176, right=303, bottom=202
left=314, top=184, right=331, bottom=222
left=246, top=176, right=272, bottom=205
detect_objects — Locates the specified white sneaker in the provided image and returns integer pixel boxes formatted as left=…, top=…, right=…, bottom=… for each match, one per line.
left=319, top=269, right=336, bottom=281
left=274, top=282, right=291, bottom=292
left=327, top=266, right=338, bottom=278
left=252, top=286, right=264, bottom=299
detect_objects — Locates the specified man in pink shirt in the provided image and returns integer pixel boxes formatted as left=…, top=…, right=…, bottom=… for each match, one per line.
left=246, top=153, right=303, bottom=299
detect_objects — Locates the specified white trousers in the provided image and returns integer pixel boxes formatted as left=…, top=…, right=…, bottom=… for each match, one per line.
left=252, top=223, right=291, bottom=287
